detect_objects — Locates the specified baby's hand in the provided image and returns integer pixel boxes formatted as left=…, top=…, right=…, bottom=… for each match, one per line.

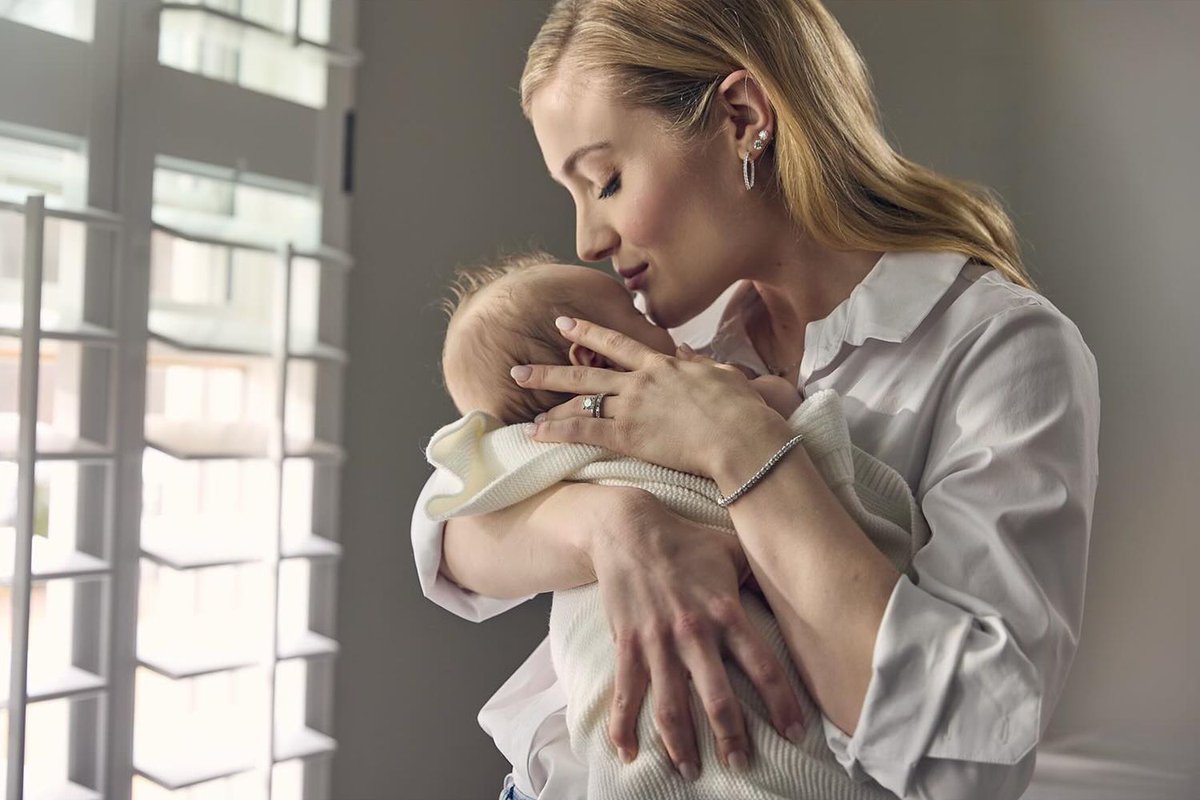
left=675, top=344, right=803, bottom=419
left=748, top=374, right=804, bottom=419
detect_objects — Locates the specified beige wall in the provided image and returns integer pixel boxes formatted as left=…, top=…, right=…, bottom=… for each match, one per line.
left=338, top=2, right=1199, bottom=798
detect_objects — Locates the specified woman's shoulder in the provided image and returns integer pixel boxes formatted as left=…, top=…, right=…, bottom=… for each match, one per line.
left=945, top=261, right=1093, bottom=361
left=935, top=263, right=1099, bottom=397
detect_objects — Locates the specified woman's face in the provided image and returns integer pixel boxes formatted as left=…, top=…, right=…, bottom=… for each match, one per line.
left=530, top=66, right=769, bottom=330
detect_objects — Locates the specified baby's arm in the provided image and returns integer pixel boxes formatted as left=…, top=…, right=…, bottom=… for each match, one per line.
left=725, top=361, right=805, bottom=419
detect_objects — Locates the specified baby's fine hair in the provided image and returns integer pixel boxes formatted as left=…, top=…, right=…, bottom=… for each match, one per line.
left=438, top=249, right=590, bottom=424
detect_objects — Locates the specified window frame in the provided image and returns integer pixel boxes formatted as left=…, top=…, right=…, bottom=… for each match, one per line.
left=0, top=0, right=356, bottom=797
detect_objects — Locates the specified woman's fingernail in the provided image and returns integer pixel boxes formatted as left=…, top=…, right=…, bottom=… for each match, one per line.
left=679, top=762, right=699, bottom=782
left=618, top=747, right=633, bottom=764
left=533, top=412, right=547, bottom=423
left=555, top=316, right=576, bottom=331
left=679, top=343, right=695, bottom=355
left=510, top=365, right=532, bottom=382
left=527, top=422, right=539, bottom=436
left=728, top=751, right=749, bottom=772
left=786, top=722, right=805, bottom=744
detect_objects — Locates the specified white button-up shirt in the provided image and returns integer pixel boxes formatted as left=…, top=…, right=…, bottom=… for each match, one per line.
left=410, top=250, right=1101, bottom=800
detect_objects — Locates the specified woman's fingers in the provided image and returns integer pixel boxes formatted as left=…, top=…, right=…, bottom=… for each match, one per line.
left=643, top=628, right=702, bottom=781
left=535, top=391, right=623, bottom=423
left=555, top=316, right=666, bottom=372
left=674, top=615, right=753, bottom=771
left=609, top=632, right=650, bottom=764
left=723, top=613, right=808, bottom=745
left=510, top=362, right=623, bottom=395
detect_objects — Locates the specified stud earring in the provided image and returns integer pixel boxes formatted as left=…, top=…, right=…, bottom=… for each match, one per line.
left=752, top=129, right=770, bottom=151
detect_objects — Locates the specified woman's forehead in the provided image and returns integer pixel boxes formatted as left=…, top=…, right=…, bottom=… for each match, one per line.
left=531, top=70, right=658, bottom=181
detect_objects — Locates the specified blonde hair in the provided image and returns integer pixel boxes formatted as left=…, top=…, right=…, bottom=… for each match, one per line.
left=438, top=250, right=587, bottom=424
left=519, top=0, right=1036, bottom=291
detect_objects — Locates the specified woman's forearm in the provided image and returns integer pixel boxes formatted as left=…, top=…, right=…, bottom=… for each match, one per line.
left=440, top=481, right=637, bottom=599
left=713, top=422, right=901, bottom=736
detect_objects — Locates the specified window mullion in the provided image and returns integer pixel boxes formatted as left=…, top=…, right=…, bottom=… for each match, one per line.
left=103, top=1, right=166, bottom=798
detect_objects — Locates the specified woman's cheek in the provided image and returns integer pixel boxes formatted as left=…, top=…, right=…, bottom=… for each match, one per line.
left=624, top=184, right=673, bottom=247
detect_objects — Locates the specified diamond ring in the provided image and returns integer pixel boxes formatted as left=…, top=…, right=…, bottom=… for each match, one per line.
left=581, top=392, right=609, bottom=418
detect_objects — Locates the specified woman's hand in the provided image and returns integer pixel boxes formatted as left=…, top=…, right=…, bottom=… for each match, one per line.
left=512, top=317, right=791, bottom=479
left=588, top=490, right=808, bottom=778
left=676, top=345, right=804, bottom=420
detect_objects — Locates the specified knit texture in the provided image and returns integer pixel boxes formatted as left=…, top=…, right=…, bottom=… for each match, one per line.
left=425, top=389, right=928, bottom=799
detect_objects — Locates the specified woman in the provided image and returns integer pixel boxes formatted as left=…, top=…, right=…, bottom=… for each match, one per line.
left=410, top=1, right=1100, bottom=798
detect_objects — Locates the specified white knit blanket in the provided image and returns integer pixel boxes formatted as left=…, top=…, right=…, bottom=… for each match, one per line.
left=424, top=389, right=928, bottom=799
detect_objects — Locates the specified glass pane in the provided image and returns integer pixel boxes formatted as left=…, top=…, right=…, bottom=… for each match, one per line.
left=283, top=360, right=314, bottom=448
left=153, top=161, right=320, bottom=251
left=0, top=208, right=115, bottom=334
left=279, top=460, right=312, bottom=540
left=157, top=0, right=333, bottom=108
left=0, top=338, right=113, bottom=460
left=2, top=695, right=104, bottom=797
left=0, top=575, right=106, bottom=709
left=270, top=759, right=303, bottom=800
left=140, top=452, right=278, bottom=564
left=0, top=461, right=110, bottom=585
left=132, top=769, right=268, bottom=800
left=133, top=664, right=269, bottom=800
left=288, top=256, right=321, bottom=355
left=0, top=128, right=88, bottom=208
left=0, top=128, right=115, bottom=337
left=137, top=559, right=275, bottom=672
left=0, top=0, right=95, bottom=42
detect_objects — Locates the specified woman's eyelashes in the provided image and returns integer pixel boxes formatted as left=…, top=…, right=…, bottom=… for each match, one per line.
left=598, top=171, right=621, bottom=199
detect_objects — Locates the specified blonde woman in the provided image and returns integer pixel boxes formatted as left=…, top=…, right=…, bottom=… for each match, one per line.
left=410, top=1, right=1100, bottom=798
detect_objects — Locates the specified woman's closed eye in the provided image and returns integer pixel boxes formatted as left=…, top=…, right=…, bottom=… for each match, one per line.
left=598, top=171, right=621, bottom=199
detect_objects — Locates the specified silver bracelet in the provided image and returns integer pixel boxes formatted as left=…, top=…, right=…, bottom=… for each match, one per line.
left=716, top=433, right=806, bottom=508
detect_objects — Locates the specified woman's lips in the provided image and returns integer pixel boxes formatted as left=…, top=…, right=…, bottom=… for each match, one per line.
left=622, top=263, right=649, bottom=290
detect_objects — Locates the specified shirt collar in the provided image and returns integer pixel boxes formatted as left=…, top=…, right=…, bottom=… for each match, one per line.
left=699, top=250, right=971, bottom=378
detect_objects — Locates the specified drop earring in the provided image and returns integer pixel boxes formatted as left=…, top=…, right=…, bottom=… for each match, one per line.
left=743, top=129, right=770, bottom=190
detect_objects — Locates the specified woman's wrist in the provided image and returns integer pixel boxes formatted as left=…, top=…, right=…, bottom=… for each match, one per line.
left=578, top=485, right=660, bottom=564
left=711, top=412, right=800, bottom=499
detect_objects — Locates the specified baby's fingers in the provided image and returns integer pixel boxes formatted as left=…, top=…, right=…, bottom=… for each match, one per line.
left=676, top=344, right=755, bottom=378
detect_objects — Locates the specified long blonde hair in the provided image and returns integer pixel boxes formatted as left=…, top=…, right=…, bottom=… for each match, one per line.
left=520, top=0, right=1036, bottom=290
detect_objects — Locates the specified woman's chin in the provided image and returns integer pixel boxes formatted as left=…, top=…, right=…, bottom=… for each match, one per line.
left=640, top=295, right=670, bottom=329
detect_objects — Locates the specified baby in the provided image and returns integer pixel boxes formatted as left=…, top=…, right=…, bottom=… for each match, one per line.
left=427, top=250, right=927, bottom=799
left=437, top=250, right=803, bottom=426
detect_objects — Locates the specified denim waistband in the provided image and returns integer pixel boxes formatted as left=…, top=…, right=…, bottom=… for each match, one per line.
left=498, top=772, right=538, bottom=800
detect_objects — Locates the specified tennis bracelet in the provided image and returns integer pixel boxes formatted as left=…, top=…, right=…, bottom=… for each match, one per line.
left=716, top=433, right=806, bottom=508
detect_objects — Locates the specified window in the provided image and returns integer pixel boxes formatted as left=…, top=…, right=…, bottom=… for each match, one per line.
left=0, top=2, right=354, bottom=798
left=0, top=0, right=95, bottom=42
left=157, top=0, right=358, bottom=108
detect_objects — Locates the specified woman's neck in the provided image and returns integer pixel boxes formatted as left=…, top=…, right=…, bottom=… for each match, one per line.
left=744, top=237, right=886, bottom=375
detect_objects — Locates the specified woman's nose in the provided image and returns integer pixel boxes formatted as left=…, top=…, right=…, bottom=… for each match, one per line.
left=576, top=214, right=618, bottom=263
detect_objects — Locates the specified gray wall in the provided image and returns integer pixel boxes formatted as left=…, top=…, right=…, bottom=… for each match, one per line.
left=337, top=2, right=1199, bottom=798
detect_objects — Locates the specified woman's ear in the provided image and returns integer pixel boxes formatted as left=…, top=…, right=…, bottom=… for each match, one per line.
left=569, top=342, right=613, bottom=368
left=714, top=68, right=775, bottom=159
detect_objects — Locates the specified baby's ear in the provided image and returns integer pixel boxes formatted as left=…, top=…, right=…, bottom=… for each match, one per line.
left=569, top=342, right=612, bottom=368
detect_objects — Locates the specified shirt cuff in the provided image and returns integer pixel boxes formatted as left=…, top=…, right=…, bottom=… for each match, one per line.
left=822, top=573, right=977, bottom=795
left=411, top=468, right=537, bottom=622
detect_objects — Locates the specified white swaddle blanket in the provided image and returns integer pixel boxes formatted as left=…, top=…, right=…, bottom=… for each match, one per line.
left=424, top=389, right=929, bottom=799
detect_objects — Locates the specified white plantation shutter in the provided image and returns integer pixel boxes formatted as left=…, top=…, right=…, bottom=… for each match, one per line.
left=0, top=1, right=356, bottom=798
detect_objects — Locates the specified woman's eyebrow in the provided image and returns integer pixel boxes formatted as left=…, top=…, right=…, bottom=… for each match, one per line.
left=558, top=141, right=612, bottom=179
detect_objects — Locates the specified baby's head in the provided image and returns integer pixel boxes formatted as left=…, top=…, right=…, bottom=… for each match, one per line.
left=439, top=250, right=676, bottom=424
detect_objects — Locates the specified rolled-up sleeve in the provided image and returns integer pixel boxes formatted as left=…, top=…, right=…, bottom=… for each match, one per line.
left=822, top=301, right=1101, bottom=799
left=411, top=467, right=538, bottom=622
